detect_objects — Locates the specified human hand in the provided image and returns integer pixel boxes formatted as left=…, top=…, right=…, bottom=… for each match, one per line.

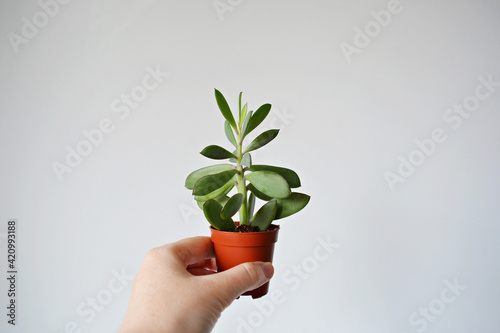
left=118, top=236, right=274, bottom=333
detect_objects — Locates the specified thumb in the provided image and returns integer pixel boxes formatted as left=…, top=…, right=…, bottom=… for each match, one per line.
left=210, top=262, right=274, bottom=301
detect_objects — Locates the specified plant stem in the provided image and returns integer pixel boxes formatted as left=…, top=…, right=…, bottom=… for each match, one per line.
left=236, top=132, right=248, bottom=224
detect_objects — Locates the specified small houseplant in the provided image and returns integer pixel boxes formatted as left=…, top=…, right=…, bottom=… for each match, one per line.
left=185, top=89, right=310, bottom=298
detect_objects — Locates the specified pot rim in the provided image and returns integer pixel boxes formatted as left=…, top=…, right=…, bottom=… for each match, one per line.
left=210, top=223, right=280, bottom=246
left=209, top=222, right=280, bottom=233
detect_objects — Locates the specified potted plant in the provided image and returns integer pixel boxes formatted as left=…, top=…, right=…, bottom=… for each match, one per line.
left=185, top=89, right=310, bottom=298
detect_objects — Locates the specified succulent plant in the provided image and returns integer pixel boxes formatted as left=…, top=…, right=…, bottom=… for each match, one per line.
left=185, top=89, right=310, bottom=231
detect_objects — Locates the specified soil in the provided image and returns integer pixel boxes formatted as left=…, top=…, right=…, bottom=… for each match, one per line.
left=233, top=224, right=280, bottom=233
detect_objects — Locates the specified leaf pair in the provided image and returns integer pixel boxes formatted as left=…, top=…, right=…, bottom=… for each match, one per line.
left=244, top=166, right=309, bottom=221
left=238, top=103, right=272, bottom=140
left=185, top=164, right=234, bottom=190
left=244, top=163, right=303, bottom=200
left=245, top=168, right=309, bottom=221
left=202, top=129, right=278, bottom=161
left=203, top=193, right=243, bottom=231
left=186, top=165, right=237, bottom=202
left=193, top=169, right=237, bottom=196
left=203, top=199, right=236, bottom=231
left=204, top=198, right=278, bottom=232
left=246, top=192, right=309, bottom=230
left=215, top=88, right=272, bottom=139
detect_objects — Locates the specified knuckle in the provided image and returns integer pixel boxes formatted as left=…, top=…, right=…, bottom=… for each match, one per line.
left=144, top=246, right=166, bottom=262
left=145, top=247, right=160, bottom=259
left=241, top=262, right=262, bottom=282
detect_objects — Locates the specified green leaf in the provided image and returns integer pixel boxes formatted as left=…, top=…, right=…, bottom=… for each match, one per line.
left=241, top=153, right=252, bottom=168
left=221, top=193, right=243, bottom=220
left=200, top=145, right=236, bottom=160
left=240, top=110, right=253, bottom=138
left=195, top=182, right=234, bottom=202
left=203, top=200, right=236, bottom=231
left=248, top=192, right=256, bottom=219
left=247, top=183, right=273, bottom=201
left=250, top=165, right=301, bottom=188
left=250, top=200, right=277, bottom=231
left=224, top=121, right=237, bottom=147
left=246, top=103, right=271, bottom=136
left=244, top=129, right=279, bottom=153
left=238, top=92, right=243, bottom=120
left=193, top=169, right=238, bottom=196
left=246, top=171, right=291, bottom=199
left=239, top=103, right=247, bottom=127
left=214, top=89, right=237, bottom=130
left=275, top=192, right=311, bottom=220
left=185, top=164, right=234, bottom=190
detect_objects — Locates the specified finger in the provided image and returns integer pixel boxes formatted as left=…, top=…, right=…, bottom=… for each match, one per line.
left=205, top=262, right=274, bottom=301
left=187, top=258, right=217, bottom=271
left=167, top=236, right=215, bottom=267
left=187, top=267, right=217, bottom=276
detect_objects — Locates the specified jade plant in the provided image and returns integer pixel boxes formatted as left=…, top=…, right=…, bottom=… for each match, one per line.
left=185, top=89, right=310, bottom=231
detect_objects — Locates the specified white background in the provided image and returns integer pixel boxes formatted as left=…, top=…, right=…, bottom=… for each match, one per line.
left=1, top=0, right=500, bottom=332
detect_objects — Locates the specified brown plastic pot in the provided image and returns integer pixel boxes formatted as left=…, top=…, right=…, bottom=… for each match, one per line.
left=210, top=222, right=280, bottom=299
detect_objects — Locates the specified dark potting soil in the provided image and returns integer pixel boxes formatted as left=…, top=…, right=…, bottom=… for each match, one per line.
left=233, top=224, right=279, bottom=233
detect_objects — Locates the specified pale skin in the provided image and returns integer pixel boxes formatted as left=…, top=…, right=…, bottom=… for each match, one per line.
left=118, top=236, right=274, bottom=333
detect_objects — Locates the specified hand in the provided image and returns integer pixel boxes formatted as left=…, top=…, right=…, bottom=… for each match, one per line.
left=118, top=236, right=274, bottom=333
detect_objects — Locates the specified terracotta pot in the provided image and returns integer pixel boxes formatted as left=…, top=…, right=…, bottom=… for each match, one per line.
left=210, top=223, right=280, bottom=299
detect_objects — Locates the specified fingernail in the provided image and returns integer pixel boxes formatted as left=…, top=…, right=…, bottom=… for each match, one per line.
left=261, top=262, right=274, bottom=279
